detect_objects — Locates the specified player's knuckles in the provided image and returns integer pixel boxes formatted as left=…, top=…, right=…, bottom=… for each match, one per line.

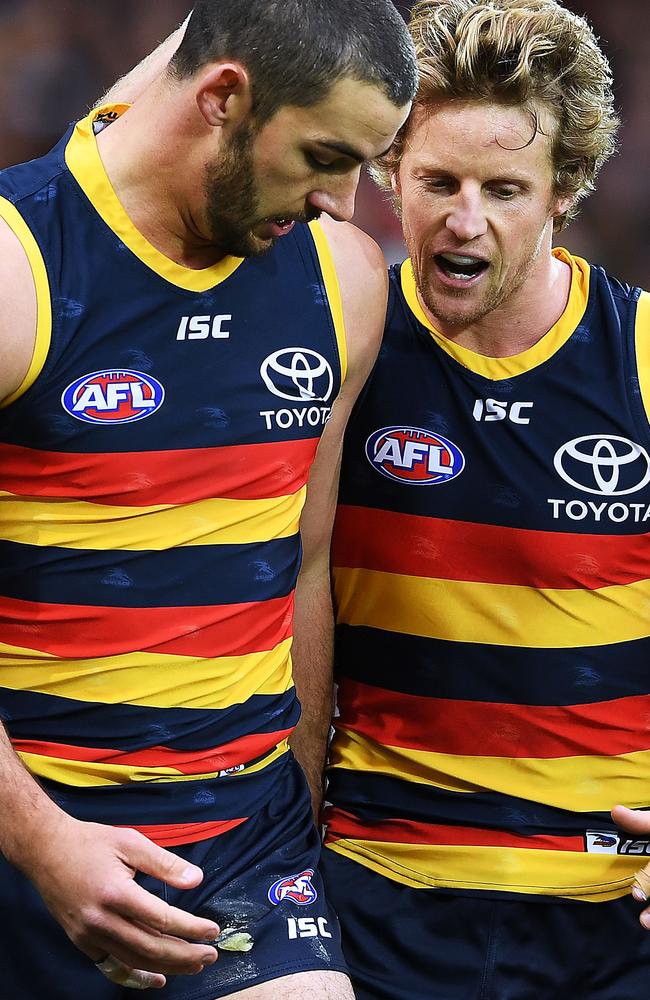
left=71, top=907, right=113, bottom=948
left=154, top=848, right=189, bottom=882
left=115, top=826, right=149, bottom=857
left=136, top=943, right=210, bottom=975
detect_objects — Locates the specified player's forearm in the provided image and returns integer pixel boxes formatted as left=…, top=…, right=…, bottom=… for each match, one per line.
left=0, top=722, right=65, bottom=872
left=290, top=564, right=336, bottom=817
left=97, top=11, right=191, bottom=107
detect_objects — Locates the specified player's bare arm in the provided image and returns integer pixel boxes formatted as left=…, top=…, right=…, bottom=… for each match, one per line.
left=0, top=717, right=220, bottom=989
left=291, top=216, right=388, bottom=815
left=0, top=112, right=221, bottom=999
left=0, top=218, right=38, bottom=405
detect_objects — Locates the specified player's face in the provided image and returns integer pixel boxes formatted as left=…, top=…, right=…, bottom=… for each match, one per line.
left=204, top=76, right=410, bottom=257
left=395, top=99, right=572, bottom=332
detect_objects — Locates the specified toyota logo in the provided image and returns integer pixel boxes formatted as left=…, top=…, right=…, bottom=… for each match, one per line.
left=554, top=435, right=650, bottom=496
left=260, top=348, right=334, bottom=402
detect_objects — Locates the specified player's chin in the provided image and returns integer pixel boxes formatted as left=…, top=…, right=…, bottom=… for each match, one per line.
left=246, top=231, right=277, bottom=257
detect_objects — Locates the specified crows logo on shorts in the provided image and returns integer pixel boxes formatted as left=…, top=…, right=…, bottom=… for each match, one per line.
left=268, top=869, right=318, bottom=906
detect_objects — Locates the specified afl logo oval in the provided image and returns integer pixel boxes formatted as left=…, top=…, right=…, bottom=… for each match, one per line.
left=61, top=370, right=165, bottom=425
left=366, top=425, right=465, bottom=485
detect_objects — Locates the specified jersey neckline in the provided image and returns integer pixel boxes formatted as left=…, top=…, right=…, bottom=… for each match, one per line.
left=400, top=247, right=590, bottom=380
left=65, top=105, right=245, bottom=292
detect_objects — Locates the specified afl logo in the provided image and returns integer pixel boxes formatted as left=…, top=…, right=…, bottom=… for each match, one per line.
left=268, top=870, right=318, bottom=907
left=61, top=370, right=165, bottom=425
left=261, top=348, right=334, bottom=402
left=554, top=435, right=650, bottom=496
left=366, top=426, right=465, bottom=485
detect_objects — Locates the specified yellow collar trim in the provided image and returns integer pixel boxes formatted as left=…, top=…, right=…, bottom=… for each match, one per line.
left=65, top=106, right=244, bottom=292
left=400, top=247, right=590, bottom=380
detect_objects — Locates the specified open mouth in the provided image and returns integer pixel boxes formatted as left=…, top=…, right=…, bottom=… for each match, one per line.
left=435, top=253, right=489, bottom=282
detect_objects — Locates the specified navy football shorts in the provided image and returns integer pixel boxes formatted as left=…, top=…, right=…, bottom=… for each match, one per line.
left=321, top=848, right=650, bottom=1000
left=0, top=757, right=348, bottom=1000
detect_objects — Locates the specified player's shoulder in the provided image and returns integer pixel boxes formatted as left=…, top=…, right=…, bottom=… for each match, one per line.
left=318, top=216, right=387, bottom=299
left=0, top=212, right=39, bottom=404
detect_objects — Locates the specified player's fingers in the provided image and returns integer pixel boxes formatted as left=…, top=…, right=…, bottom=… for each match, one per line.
left=95, top=954, right=166, bottom=991
left=87, top=914, right=218, bottom=976
left=118, top=830, right=205, bottom=891
left=631, top=862, right=650, bottom=908
left=611, top=804, right=650, bottom=836
left=118, top=879, right=220, bottom=943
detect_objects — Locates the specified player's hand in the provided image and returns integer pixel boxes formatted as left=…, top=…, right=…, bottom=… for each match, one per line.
left=24, top=813, right=220, bottom=988
left=612, top=804, right=650, bottom=928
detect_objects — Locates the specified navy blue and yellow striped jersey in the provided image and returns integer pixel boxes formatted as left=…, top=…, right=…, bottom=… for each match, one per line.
left=0, top=106, right=347, bottom=846
left=326, top=250, right=650, bottom=901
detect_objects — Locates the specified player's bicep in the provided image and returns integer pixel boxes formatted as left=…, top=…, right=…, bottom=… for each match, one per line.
left=0, top=209, right=44, bottom=406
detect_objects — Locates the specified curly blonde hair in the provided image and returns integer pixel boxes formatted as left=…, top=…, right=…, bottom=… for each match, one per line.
left=373, top=0, right=619, bottom=229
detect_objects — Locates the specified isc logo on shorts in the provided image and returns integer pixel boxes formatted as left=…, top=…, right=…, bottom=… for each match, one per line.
left=366, top=425, right=465, bottom=485
left=62, top=370, right=165, bottom=425
left=268, top=870, right=318, bottom=906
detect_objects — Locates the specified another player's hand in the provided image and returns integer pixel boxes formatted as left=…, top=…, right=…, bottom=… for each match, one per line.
left=24, top=813, right=220, bottom=989
left=612, top=804, right=650, bottom=929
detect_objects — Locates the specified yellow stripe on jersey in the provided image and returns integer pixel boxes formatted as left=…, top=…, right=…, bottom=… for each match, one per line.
left=330, top=728, right=650, bottom=812
left=19, top=740, right=290, bottom=788
left=0, top=638, right=293, bottom=709
left=65, top=108, right=244, bottom=292
left=635, top=291, right=650, bottom=422
left=0, top=197, right=52, bottom=408
left=0, top=488, right=306, bottom=550
left=334, top=567, right=650, bottom=648
left=309, top=220, right=348, bottom=384
left=326, top=839, right=636, bottom=902
left=400, top=248, right=590, bottom=381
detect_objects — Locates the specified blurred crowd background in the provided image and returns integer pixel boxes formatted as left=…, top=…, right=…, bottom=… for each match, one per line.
left=0, top=0, right=647, bottom=286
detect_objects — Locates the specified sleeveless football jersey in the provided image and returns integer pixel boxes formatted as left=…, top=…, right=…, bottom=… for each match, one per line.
left=0, top=106, right=346, bottom=847
left=326, top=250, right=650, bottom=901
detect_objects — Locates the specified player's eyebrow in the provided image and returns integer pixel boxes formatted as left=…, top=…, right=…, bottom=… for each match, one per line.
left=317, top=139, right=394, bottom=163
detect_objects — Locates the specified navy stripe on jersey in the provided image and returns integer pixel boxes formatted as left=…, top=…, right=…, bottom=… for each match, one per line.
left=326, top=770, right=615, bottom=837
left=335, top=626, right=650, bottom=706
left=0, top=687, right=300, bottom=752
left=43, top=752, right=291, bottom=826
left=0, top=538, right=300, bottom=607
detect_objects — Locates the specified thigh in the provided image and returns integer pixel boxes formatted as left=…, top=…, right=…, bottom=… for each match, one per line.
left=221, top=970, right=354, bottom=999
left=0, top=852, right=118, bottom=1000
left=157, top=758, right=350, bottom=1000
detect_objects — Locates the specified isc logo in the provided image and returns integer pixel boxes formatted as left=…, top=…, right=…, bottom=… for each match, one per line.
left=366, top=425, right=465, bottom=486
left=61, top=370, right=165, bottom=425
left=176, top=315, right=231, bottom=340
left=473, top=398, right=533, bottom=424
left=287, top=917, right=332, bottom=940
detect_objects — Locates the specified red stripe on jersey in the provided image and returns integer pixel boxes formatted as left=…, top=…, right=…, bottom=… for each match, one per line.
left=120, top=818, right=247, bottom=847
left=333, top=505, right=650, bottom=590
left=324, top=809, right=585, bottom=852
left=337, top=679, right=650, bottom=759
left=0, top=594, right=293, bottom=658
left=13, top=730, right=293, bottom=774
left=0, top=439, right=318, bottom=505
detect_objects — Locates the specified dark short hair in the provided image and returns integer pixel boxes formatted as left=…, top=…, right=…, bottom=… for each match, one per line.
left=170, top=0, right=418, bottom=121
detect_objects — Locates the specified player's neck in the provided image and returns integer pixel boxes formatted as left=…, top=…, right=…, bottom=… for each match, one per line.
left=95, top=87, right=230, bottom=270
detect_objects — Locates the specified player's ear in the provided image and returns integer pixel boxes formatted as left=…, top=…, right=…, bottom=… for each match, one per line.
left=551, top=193, right=575, bottom=223
left=195, top=62, right=252, bottom=128
left=391, top=168, right=402, bottom=197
